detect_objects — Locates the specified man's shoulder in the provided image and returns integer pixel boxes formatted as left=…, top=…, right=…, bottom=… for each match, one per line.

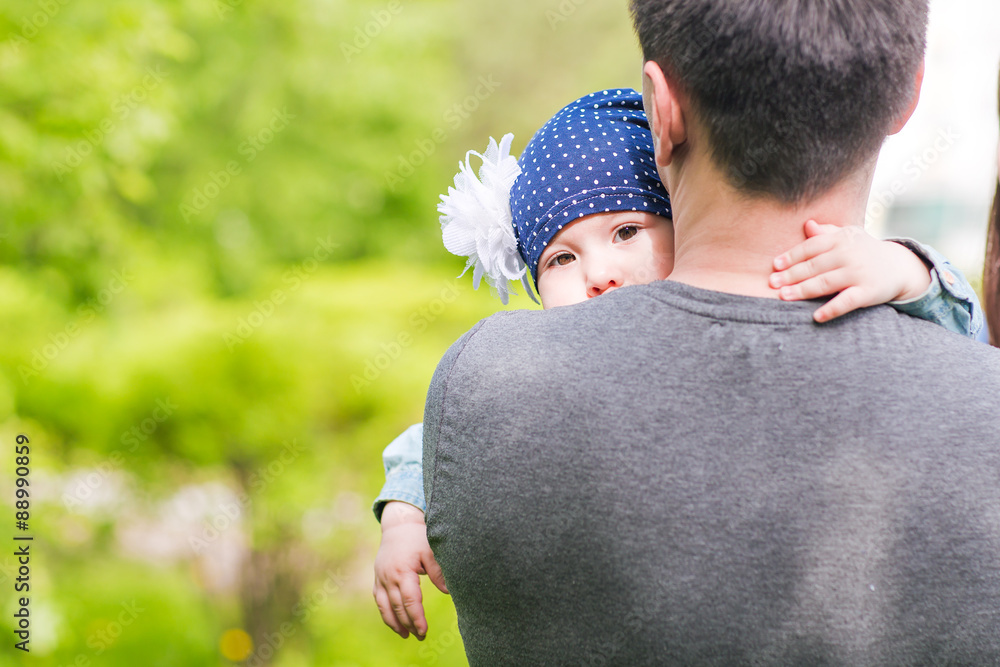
left=439, top=293, right=644, bottom=355
left=891, top=313, right=1000, bottom=373
left=867, top=305, right=998, bottom=352
left=432, top=285, right=1000, bottom=385
left=432, top=307, right=560, bottom=372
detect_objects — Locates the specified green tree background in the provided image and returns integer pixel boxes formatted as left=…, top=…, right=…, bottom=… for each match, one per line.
left=0, top=0, right=642, bottom=665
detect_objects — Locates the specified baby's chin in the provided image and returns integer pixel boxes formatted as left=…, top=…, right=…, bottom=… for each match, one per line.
left=539, top=290, right=589, bottom=309
left=540, top=282, right=652, bottom=309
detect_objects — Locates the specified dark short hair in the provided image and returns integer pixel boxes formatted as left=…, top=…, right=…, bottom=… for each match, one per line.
left=630, top=0, right=929, bottom=202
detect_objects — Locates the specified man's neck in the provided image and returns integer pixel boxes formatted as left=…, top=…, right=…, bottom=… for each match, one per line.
left=664, top=151, right=876, bottom=298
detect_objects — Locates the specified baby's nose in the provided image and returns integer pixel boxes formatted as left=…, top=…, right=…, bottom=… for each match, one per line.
left=586, top=267, right=623, bottom=298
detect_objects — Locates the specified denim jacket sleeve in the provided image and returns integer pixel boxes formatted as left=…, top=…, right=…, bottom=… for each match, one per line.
left=371, top=423, right=425, bottom=522
left=885, top=237, right=984, bottom=339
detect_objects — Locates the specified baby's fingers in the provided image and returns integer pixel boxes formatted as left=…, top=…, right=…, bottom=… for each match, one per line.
left=399, top=576, right=428, bottom=639
left=802, top=219, right=843, bottom=239
left=773, top=231, right=838, bottom=273
left=374, top=585, right=410, bottom=638
left=813, top=286, right=872, bottom=323
left=387, top=584, right=421, bottom=639
left=771, top=248, right=848, bottom=292
left=425, top=553, right=449, bottom=595
left=777, top=268, right=852, bottom=302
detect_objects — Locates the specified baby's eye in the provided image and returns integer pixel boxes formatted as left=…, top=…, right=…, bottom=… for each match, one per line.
left=548, top=252, right=576, bottom=267
left=616, top=225, right=639, bottom=242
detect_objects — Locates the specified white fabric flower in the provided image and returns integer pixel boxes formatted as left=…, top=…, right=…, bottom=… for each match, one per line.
left=438, top=134, right=538, bottom=305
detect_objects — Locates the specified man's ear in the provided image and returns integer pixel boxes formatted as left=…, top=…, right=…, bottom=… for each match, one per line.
left=642, top=60, right=686, bottom=167
left=890, top=61, right=924, bottom=135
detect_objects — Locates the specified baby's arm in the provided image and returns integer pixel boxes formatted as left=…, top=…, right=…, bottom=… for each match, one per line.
left=880, top=237, right=984, bottom=338
left=770, top=220, right=984, bottom=337
left=371, top=424, right=446, bottom=641
left=372, top=423, right=426, bottom=520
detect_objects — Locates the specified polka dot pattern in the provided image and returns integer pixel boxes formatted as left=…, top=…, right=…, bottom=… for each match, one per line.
left=510, top=88, right=673, bottom=285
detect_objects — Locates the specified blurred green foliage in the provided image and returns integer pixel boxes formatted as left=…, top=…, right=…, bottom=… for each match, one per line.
left=0, top=0, right=640, bottom=664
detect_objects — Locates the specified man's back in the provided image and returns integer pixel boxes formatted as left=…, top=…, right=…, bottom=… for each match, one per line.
left=424, top=280, right=1000, bottom=665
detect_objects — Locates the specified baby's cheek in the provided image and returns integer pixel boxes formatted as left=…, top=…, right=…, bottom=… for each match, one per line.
left=654, top=251, right=674, bottom=279
left=539, top=273, right=588, bottom=308
left=629, top=250, right=671, bottom=285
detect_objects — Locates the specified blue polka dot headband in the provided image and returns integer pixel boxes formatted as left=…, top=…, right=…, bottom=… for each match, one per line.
left=438, top=88, right=672, bottom=303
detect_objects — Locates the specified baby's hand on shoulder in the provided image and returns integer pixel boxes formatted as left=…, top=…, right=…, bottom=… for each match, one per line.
left=373, top=502, right=448, bottom=641
left=770, top=220, right=931, bottom=323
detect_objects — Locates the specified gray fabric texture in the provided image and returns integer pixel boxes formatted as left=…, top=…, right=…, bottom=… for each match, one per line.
left=423, top=279, right=1000, bottom=666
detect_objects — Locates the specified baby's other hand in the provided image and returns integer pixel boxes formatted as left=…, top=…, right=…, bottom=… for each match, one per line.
left=770, top=220, right=931, bottom=323
left=373, top=501, right=448, bottom=641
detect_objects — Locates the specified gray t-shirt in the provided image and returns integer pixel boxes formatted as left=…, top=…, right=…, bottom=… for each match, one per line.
left=423, top=280, right=1000, bottom=666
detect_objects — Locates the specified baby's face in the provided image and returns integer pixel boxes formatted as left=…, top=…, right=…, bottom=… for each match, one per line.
left=536, top=211, right=674, bottom=308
